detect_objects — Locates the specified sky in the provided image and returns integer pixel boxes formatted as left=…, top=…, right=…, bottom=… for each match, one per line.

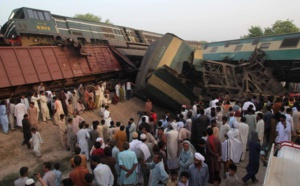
left=0, top=0, right=299, bottom=42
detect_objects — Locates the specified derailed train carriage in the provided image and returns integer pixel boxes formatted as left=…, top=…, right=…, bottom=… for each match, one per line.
left=0, top=7, right=204, bottom=100
left=0, top=7, right=165, bottom=98
left=135, top=33, right=300, bottom=110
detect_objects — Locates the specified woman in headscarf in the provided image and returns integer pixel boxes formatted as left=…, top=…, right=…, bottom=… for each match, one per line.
left=178, top=140, right=195, bottom=174
left=242, top=131, right=261, bottom=184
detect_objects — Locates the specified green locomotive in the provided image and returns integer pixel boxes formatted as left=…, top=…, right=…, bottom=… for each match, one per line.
left=0, top=7, right=162, bottom=58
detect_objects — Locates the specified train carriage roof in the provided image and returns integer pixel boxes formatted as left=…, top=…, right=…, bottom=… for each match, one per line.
left=206, top=32, right=300, bottom=47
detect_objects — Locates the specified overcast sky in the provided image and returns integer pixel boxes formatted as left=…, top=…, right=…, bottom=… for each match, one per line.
left=1, top=0, right=299, bottom=42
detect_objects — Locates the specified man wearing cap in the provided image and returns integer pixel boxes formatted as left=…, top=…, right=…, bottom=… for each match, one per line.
left=129, top=132, right=142, bottom=152
left=188, top=152, right=209, bottom=186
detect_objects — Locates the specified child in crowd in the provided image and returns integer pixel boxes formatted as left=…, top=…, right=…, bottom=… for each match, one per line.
left=178, top=171, right=189, bottom=186
left=29, top=128, right=43, bottom=157
left=53, top=162, right=62, bottom=186
left=104, top=95, right=111, bottom=106
left=224, top=163, right=241, bottom=186
left=166, top=169, right=178, bottom=186
left=99, top=104, right=105, bottom=118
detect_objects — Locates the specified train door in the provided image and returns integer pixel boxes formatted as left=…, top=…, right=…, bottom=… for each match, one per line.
left=121, top=27, right=130, bottom=42
left=133, top=30, right=144, bottom=43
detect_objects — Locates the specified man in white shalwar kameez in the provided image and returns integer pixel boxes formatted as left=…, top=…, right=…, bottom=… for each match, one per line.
left=77, top=123, right=90, bottom=160
left=71, top=92, right=79, bottom=111
left=103, top=106, right=112, bottom=127
left=165, top=122, right=179, bottom=169
left=99, top=85, right=105, bottom=106
left=30, top=92, right=40, bottom=115
left=115, top=83, right=120, bottom=97
left=14, top=102, right=27, bottom=127
left=192, top=102, right=198, bottom=117
left=222, top=121, right=243, bottom=164
left=129, top=132, right=143, bottom=182
left=238, top=117, right=249, bottom=161
left=256, top=113, right=265, bottom=145
left=20, top=95, right=29, bottom=110
left=29, top=128, right=43, bottom=157
left=275, top=114, right=291, bottom=143
left=40, top=91, right=50, bottom=122
left=285, top=108, right=294, bottom=141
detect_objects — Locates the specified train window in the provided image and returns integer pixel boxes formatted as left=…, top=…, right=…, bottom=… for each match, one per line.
left=252, top=39, right=260, bottom=45
left=38, top=12, right=45, bottom=20
left=44, top=12, right=51, bottom=21
left=260, top=43, right=270, bottom=49
left=280, top=37, right=300, bottom=48
left=203, top=45, right=208, bottom=49
left=27, top=10, right=34, bottom=19
left=32, top=11, right=39, bottom=19
left=225, top=42, right=230, bottom=47
left=13, top=9, right=25, bottom=19
left=234, top=45, right=243, bottom=52
left=230, top=40, right=240, bottom=44
left=101, top=27, right=113, bottom=33
left=211, top=47, right=218, bottom=52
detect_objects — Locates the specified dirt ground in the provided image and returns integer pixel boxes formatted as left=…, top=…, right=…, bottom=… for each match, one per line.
left=0, top=97, right=267, bottom=186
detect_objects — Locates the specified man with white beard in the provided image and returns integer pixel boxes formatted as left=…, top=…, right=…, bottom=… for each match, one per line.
left=238, top=117, right=249, bottom=161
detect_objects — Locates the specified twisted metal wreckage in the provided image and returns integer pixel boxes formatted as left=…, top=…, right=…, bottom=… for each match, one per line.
left=135, top=33, right=285, bottom=110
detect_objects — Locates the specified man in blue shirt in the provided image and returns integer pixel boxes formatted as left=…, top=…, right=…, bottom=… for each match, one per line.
left=142, top=152, right=169, bottom=186
left=188, top=152, right=209, bottom=186
left=118, top=142, right=138, bottom=185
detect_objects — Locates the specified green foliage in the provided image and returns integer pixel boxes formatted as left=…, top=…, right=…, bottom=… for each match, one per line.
left=74, top=13, right=112, bottom=24
left=199, top=40, right=208, bottom=44
left=248, top=26, right=264, bottom=37
left=242, top=19, right=299, bottom=38
left=272, top=20, right=299, bottom=34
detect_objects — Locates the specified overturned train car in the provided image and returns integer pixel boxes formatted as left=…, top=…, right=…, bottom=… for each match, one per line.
left=135, top=33, right=287, bottom=110
left=0, top=45, right=135, bottom=99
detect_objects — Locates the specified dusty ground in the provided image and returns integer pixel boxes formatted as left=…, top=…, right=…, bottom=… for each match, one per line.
left=0, top=97, right=266, bottom=185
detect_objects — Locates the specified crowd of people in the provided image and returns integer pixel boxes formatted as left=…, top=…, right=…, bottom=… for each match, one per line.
left=1, top=81, right=300, bottom=185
